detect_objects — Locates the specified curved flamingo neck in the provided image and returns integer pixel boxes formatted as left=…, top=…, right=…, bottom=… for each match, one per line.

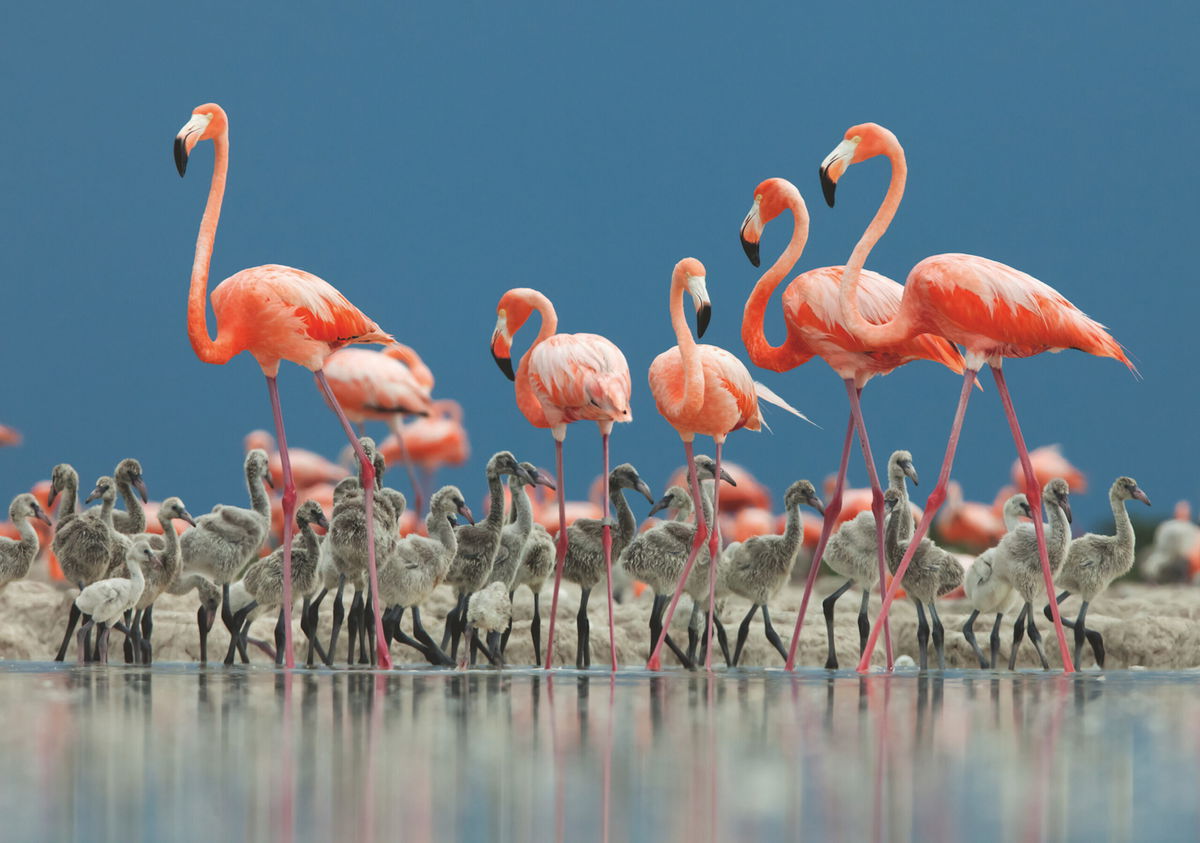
left=514, top=291, right=557, bottom=429
left=838, top=137, right=918, bottom=347
left=663, top=268, right=705, bottom=418
left=743, top=193, right=809, bottom=372
left=187, top=129, right=238, bottom=365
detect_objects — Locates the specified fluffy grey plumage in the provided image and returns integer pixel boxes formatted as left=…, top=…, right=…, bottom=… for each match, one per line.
left=112, top=497, right=195, bottom=611
left=243, top=500, right=328, bottom=608
left=560, top=464, right=654, bottom=592
left=110, top=458, right=149, bottom=535
left=824, top=450, right=919, bottom=587
left=180, top=449, right=272, bottom=585
left=75, top=538, right=156, bottom=626
left=722, top=480, right=824, bottom=606
left=54, top=474, right=122, bottom=590
left=883, top=489, right=963, bottom=603
left=993, top=478, right=1073, bottom=605
left=324, top=445, right=400, bottom=583
left=446, top=452, right=527, bottom=596
left=0, top=494, right=49, bottom=590
left=490, top=464, right=547, bottom=589
left=1058, top=476, right=1150, bottom=601
left=964, top=495, right=1031, bottom=616
left=377, top=486, right=466, bottom=608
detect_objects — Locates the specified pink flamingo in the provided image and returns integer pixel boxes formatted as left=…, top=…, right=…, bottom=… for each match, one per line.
left=491, top=287, right=632, bottom=670
left=646, top=258, right=798, bottom=671
left=175, top=102, right=394, bottom=668
left=0, top=426, right=22, bottom=448
left=1012, top=444, right=1088, bottom=494
left=740, top=176, right=966, bottom=670
left=818, top=122, right=1132, bottom=673
left=379, top=398, right=469, bottom=502
left=324, top=344, right=435, bottom=513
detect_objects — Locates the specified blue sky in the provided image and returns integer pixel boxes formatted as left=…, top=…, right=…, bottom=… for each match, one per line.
left=2, top=3, right=1194, bottom=529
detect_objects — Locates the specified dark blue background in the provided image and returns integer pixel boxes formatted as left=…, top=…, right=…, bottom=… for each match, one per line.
left=2, top=3, right=1192, bottom=529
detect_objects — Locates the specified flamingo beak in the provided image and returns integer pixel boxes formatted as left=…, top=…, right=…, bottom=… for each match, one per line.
left=636, top=479, right=655, bottom=505
left=85, top=486, right=103, bottom=504
left=687, top=275, right=712, bottom=339
left=902, top=461, right=920, bottom=487
left=719, top=469, right=737, bottom=486
left=533, top=468, right=556, bottom=491
left=33, top=506, right=51, bottom=526
left=1133, top=487, right=1152, bottom=506
left=264, top=472, right=275, bottom=490
left=1061, top=498, right=1073, bottom=524
left=180, top=509, right=197, bottom=527
left=174, top=112, right=212, bottom=177
left=314, top=512, right=330, bottom=531
left=134, top=476, right=149, bottom=503
left=648, top=494, right=671, bottom=518
left=47, top=486, right=58, bottom=508
left=458, top=503, right=476, bottom=525
left=819, top=138, right=859, bottom=208
left=809, top=495, right=826, bottom=516
left=491, top=316, right=515, bottom=381
left=740, top=199, right=763, bottom=268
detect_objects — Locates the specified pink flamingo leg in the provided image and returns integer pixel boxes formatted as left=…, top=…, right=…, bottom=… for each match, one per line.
left=856, top=368, right=978, bottom=673
left=543, top=437, right=568, bottom=670
left=990, top=365, right=1075, bottom=673
left=785, top=414, right=854, bottom=670
left=265, top=375, right=297, bottom=670
left=647, top=440, right=706, bottom=670
left=846, top=380, right=895, bottom=670
left=314, top=371, right=392, bottom=669
left=704, top=440, right=724, bottom=671
left=388, top=420, right=425, bottom=517
left=600, top=425, right=618, bottom=672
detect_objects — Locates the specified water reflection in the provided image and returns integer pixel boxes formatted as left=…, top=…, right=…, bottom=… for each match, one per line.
left=0, top=666, right=1197, bottom=841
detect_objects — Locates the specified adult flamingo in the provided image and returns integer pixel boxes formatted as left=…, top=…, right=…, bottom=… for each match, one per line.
left=739, top=176, right=966, bottom=670
left=819, top=122, right=1132, bottom=673
left=175, top=102, right=395, bottom=669
left=646, top=258, right=803, bottom=671
left=324, top=345, right=435, bottom=513
left=491, top=287, right=632, bottom=670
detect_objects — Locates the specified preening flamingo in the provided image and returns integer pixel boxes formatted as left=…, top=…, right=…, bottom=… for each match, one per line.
left=324, top=345, right=435, bottom=513
left=646, top=258, right=795, bottom=671
left=491, top=287, right=632, bottom=670
left=175, top=103, right=394, bottom=668
left=740, top=176, right=966, bottom=670
left=819, top=122, right=1132, bottom=673
left=1012, top=445, right=1087, bottom=494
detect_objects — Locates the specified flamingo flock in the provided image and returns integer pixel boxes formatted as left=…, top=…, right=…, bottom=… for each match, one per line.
left=0, top=104, right=1146, bottom=676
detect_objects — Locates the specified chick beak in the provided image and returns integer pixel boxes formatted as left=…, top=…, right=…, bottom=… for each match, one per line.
left=904, top=463, right=920, bottom=487
left=264, top=472, right=275, bottom=491
left=648, top=495, right=671, bottom=518
left=636, top=479, right=654, bottom=505
left=315, top=512, right=330, bottom=531
left=34, top=507, right=51, bottom=527
left=180, top=510, right=197, bottom=527
left=458, top=504, right=476, bottom=525
left=134, top=477, right=149, bottom=503
left=1061, top=498, right=1074, bottom=524
left=719, top=469, right=737, bottom=487
left=809, top=495, right=826, bottom=516
left=47, top=487, right=58, bottom=508
left=534, top=469, right=556, bottom=491
left=85, top=486, right=103, bottom=504
left=1133, top=487, right=1152, bottom=507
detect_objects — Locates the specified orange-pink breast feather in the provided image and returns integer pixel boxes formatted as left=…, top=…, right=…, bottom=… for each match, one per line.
left=527, top=333, right=632, bottom=425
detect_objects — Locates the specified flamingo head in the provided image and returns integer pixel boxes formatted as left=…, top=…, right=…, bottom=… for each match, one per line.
left=819, top=123, right=898, bottom=207
left=784, top=479, right=825, bottom=517
left=1042, top=478, right=1073, bottom=524
left=174, top=103, right=228, bottom=177
left=1114, top=476, right=1152, bottom=507
left=740, top=178, right=802, bottom=268
left=491, top=290, right=538, bottom=380
left=673, top=258, right=711, bottom=338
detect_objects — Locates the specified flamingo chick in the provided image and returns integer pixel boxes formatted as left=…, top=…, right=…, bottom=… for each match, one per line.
left=962, top=494, right=1032, bottom=668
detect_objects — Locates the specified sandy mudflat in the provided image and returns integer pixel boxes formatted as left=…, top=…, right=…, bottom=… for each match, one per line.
left=4, top=576, right=1199, bottom=670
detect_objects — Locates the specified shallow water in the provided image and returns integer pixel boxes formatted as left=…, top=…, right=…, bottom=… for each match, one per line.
left=1, top=663, right=1195, bottom=841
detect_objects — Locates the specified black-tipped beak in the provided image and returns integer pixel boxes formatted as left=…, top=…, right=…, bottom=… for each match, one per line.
left=696, top=302, right=712, bottom=339
left=819, top=165, right=837, bottom=207
left=1062, top=499, right=1073, bottom=524
left=535, top=469, right=556, bottom=491
left=517, top=464, right=539, bottom=486
left=740, top=229, right=760, bottom=268
left=134, top=477, right=149, bottom=503
left=809, top=496, right=826, bottom=516
left=85, top=487, right=103, bottom=504
left=492, top=345, right=515, bottom=381
left=636, top=480, right=654, bottom=505
left=648, top=495, right=671, bottom=518
left=174, top=135, right=189, bottom=177
left=264, top=472, right=275, bottom=490
left=458, top=504, right=476, bottom=525
left=314, top=512, right=330, bottom=531
left=47, top=487, right=58, bottom=508
left=903, top=463, right=920, bottom=487
left=181, top=510, right=197, bottom=527
left=1133, top=488, right=1152, bottom=507
left=719, top=469, right=737, bottom=486
left=34, top=507, right=51, bottom=526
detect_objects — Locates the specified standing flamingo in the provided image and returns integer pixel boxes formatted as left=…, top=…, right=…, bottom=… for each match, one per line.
left=646, top=258, right=803, bottom=671
left=739, top=176, right=966, bottom=670
left=818, top=122, right=1132, bottom=673
left=491, top=288, right=632, bottom=670
left=324, top=345, right=435, bottom=514
left=175, top=102, right=395, bottom=668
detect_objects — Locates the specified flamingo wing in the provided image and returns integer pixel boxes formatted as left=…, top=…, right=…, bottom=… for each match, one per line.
left=528, top=333, right=632, bottom=425
left=910, top=254, right=1131, bottom=367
